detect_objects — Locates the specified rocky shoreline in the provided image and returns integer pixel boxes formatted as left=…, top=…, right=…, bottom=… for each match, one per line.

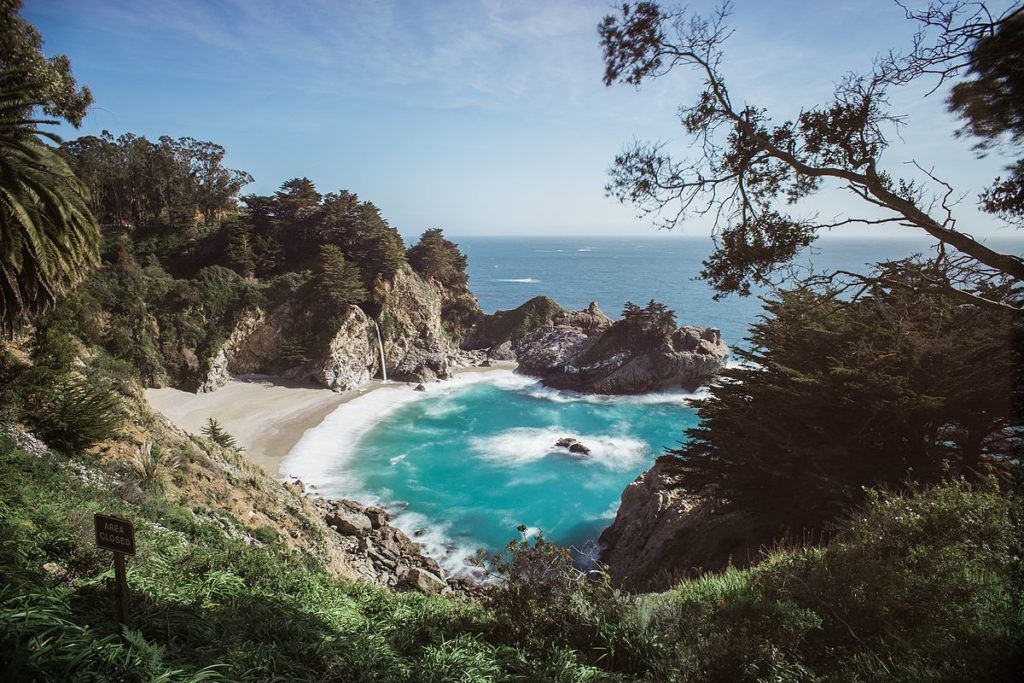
left=280, top=477, right=486, bottom=597
left=187, top=288, right=734, bottom=595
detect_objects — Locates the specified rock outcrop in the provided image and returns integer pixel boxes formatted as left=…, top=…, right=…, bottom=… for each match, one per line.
left=201, top=308, right=268, bottom=392
left=515, top=302, right=728, bottom=394
left=598, top=458, right=769, bottom=591
left=315, top=496, right=451, bottom=593
left=462, top=296, right=568, bottom=355
left=198, top=265, right=480, bottom=393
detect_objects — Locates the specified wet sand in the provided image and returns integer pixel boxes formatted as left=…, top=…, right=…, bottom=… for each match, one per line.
left=145, top=363, right=517, bottom=474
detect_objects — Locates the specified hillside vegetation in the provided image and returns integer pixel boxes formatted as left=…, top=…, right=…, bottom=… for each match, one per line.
left=3, top=423, right=1019, bottom=681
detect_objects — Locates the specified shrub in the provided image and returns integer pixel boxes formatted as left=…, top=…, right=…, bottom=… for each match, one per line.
left=201, top=418, right=237, bottom=449
left=480, top=527, right=662, bottom=675
left=646, top=480, right=1020, bottom=681
left=16, top=369, right=123, bottom=453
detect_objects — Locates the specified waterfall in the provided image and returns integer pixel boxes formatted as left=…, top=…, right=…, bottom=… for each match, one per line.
left=372, top=319, right=388, bottom=382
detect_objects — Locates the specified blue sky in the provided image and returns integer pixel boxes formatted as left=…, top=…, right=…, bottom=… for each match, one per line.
left=25, top=0, right=1021, bottom=240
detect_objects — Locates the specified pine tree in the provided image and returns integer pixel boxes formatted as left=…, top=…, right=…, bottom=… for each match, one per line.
left=668, top=262, right=1020, bottom=531
left=201, top=417, right=237, bottom=449
left=315, top=244, right=366, bottom=308
left=407, top=228, right=469, bottom=288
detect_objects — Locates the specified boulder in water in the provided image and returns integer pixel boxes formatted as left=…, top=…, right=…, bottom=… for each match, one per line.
left=569, top=442, right=591, bottom=456
left=414, top=383, right=426, bottom=392
left=555, top=437, right=592, bottom=456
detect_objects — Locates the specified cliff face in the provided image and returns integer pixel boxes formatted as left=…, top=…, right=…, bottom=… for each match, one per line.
left=199, top=265, right=480, bottom=392
left=599, top=458, right=774, bottom=591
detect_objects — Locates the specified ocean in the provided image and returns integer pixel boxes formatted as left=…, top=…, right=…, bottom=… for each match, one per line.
left=284, top=234, right=1023, bottom=576
left=457, top=233, right=1022, bottom=348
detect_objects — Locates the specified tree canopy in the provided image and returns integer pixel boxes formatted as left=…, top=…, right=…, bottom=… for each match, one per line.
left=621, top=299, right=677, bottom=334
left=0, top=75, right=99, bottom=336
left=406, top=228, right=469, bottom=290
left=60, top=132, right=253, bottom=233
left=599, top=1, right=1024, bottom=311
left=666, top=260, right=1020, bottom=530
left=0, top=0, right=93, bottom=127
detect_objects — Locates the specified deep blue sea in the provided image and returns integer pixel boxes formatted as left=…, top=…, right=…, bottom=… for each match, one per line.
left=284, top=234, right=1023, bottom=575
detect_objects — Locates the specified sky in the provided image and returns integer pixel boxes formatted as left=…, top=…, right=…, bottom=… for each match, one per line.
left=24, top=0, right=1022, bottom=240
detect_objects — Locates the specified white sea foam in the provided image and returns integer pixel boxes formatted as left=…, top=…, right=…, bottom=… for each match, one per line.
left=495, top=277, right=540, bottom=283
left=519, top=382, right=703, bottom=406
left=388, top=509, right=487, bottom=579
left=469, top=426, right=649, bottom=471
left=281, top=368, right=679, bottom=575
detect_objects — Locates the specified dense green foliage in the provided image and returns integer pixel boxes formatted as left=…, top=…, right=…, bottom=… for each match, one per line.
left=0, top=319, right=122, bottom=453
left=644, top=480, right=1021, bottom=681
left=0, top=74, right=99, bottom=336
left=45, top=234, right=260, bottom=389
left=1, top=433, right=1018, bottom=681
left=948, top=10, right=1024, bottom=225
left=407, top=228, right=469, bottom=290
left=620, top=300, right=676, bottom=335
left=60, top=132, right=252, bottom=236
left=668, top=264, right=1021, bottom=531
left=314, top=244, right=367, bottom=310
left=0, top=0, right=92, bottom=127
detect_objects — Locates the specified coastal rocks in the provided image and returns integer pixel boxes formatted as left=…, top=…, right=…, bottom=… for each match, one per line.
left=515, top=325, right=592, bottom=376
left=555, top=437, right=591, bottom=456
left=399, top=566, right=447, bottom=595
left=414, top=383, right=427, bottom=392
left=598, top=458, right=765, bottom=591
left=514, top=302, right=728, bottom=394
left=462, top=296, right=568, bottom=351
left=314, top=497, right=451, bottom=594
left=324, top=501, right=373, bottom=536
left=486, top=340, right=515, bottom=361
left=189, top=265, right=481, bottom=394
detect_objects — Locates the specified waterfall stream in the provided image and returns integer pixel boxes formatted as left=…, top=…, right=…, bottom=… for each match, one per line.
left=372, top=319, right=388, bottom=382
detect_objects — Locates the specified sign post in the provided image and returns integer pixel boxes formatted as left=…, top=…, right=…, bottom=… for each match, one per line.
left=94, top=513, right=135, bottom=630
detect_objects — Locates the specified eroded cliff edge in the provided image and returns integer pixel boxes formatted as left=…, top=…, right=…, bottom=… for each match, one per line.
left=200, top=264, right=483, bottom=392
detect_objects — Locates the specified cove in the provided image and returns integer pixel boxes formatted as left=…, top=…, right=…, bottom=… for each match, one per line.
left=283, top=371, right=701, bottom=575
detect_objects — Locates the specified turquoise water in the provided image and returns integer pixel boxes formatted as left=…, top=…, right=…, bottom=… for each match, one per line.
left=284, top=372, right=701, bottom=575
left=285, top=234, right=1023, bottom=574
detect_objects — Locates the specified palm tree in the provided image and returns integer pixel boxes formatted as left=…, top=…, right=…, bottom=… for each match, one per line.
left=0, top=72, right=99, bottom=337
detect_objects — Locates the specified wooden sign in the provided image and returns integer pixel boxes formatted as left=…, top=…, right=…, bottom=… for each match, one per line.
left=94, top=513, right=134, bottom=629
left=94, top=514, right=136, bottom=555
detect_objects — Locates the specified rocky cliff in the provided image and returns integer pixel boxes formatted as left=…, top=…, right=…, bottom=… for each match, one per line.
left=514, top=302, right=728, bottom=394
left=599, top=458, right=777, bottom=591
left=200, top=265, right=481, bottom=393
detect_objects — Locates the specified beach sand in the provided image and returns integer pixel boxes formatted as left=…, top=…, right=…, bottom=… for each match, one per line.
left=145, top=362, right=517, bottom=474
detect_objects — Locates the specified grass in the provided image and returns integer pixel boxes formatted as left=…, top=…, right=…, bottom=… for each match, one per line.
left=1, top=428, right=1020, bottom=681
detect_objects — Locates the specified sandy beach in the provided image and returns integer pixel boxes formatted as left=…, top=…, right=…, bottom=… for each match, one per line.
left=145, top=363, right=517, bottom=474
